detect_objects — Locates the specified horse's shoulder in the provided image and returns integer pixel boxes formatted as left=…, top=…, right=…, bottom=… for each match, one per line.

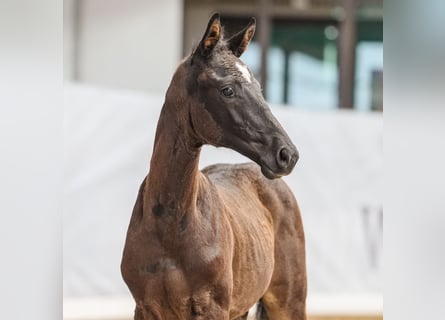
left=127, top=176, right=147, bottom=225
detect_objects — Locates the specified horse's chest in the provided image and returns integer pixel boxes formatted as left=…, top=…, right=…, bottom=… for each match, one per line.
left=122, top=227, right=231, bottom=320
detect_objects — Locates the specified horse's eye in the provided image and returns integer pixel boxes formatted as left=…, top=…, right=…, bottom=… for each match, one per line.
left=221, top=86, right=234, bottom=97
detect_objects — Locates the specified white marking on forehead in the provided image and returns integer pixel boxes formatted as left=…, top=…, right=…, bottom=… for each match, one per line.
left=236, top=62, right=251, bottom=83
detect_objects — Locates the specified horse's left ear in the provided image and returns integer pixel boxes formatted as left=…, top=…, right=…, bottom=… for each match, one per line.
left=197, top=13, right=222, bottom=57
left=227, top=18, right=256, bottom=58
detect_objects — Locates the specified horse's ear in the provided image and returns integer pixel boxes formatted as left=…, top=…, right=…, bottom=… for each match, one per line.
left=197, top=13, right=221, bottom=57
left=227, top=18, right=256, bottom=58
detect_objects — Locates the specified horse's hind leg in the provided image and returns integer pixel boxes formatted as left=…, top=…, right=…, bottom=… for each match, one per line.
left=259, top=205, right=307, bottom=320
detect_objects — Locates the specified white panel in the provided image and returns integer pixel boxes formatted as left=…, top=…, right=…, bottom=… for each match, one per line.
left=64, top=83, right=382, bottom=299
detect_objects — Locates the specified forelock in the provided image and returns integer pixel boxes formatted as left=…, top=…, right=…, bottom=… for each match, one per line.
left=207, top=50, right=252, bottom=83
left=189, top=33, right=253, bottom=85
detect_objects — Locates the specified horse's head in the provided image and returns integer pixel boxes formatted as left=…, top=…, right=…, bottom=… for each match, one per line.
left=184, top=14, right=298, bottom=179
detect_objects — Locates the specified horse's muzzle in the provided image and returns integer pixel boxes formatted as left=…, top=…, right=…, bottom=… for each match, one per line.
left=276, top=147, right=298, bottom=170
left=260, top=144, right=298, bottom=179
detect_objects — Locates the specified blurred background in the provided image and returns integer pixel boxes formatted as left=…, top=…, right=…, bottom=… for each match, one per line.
left=63, top=0, right=382, bottom=319
left=64, top=0, right=382, bottom=111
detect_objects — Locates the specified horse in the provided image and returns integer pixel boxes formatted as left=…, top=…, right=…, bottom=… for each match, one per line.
left=121, top=13, right=307, bottom=320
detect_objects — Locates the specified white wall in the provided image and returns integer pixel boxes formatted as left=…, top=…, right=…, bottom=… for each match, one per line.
left=64, top=0, right=182, bottom=94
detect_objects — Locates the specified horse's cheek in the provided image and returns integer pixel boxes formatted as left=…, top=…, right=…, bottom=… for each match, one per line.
left=191, top=103, right=223, bottom=145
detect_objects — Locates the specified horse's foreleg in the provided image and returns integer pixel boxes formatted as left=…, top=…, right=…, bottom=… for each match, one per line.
left=259, top=207, right=307, bottom=320
left=233, top=311, right=249, bottom=320
left=232, top=314, right=247, bottom=320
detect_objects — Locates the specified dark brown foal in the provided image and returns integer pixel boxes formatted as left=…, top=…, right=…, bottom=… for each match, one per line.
left=121, top=14, right=307, bottom=320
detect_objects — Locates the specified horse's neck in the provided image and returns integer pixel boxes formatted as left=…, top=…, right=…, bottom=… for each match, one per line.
left=144, top=103, right=201, bottom=220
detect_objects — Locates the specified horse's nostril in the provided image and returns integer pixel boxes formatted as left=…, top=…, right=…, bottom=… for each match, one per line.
left=278, top=147, right=291, bottom=168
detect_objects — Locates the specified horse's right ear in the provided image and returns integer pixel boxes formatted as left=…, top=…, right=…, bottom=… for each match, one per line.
left=195, top=13, right=221, bottom=58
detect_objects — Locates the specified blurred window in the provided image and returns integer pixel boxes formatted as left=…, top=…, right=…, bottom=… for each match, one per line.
left=355, top=42, right=383, bottom=111
left=287, top=37, right=338, bottom=109
left=355, top=20, right=383, bottom=111
left=223, top=12, right=382, bottom=111
left=243, top=22, right=339, bottom=109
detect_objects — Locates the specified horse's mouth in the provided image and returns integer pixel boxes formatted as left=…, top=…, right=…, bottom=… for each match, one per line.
left=260, top=163, right=283, bottom=180
left=259, top=150, right=298, bottom=179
